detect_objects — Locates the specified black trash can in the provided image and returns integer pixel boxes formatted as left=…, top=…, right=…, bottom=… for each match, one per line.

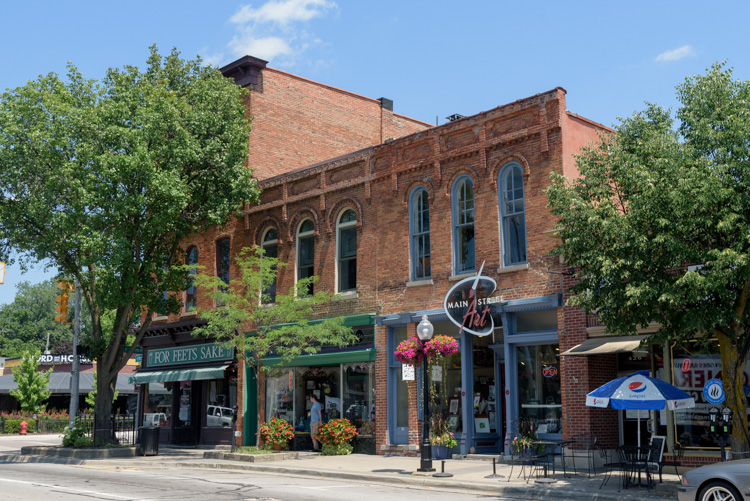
left=139, top=426, right=160, bottom=456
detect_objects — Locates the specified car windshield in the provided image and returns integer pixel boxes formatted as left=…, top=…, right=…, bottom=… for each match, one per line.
left=221, top=409, right=234, bottom=417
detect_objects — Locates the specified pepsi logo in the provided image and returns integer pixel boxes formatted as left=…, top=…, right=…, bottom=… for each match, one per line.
left=628, top=382, right=646, bottom=393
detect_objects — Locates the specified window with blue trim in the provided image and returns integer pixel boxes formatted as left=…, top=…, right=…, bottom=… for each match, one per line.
left=452, top=176, right=475, bottom=274
left=498, top=162, right=527, bottom=266
left=337, top=209, right=357, bottom=292
left=261, top=228, right=278, bottom=303
left=297, top=219, right=315, bottom=296
left=409, top=187, right=431, bottom=280
left=185, top=246, right=198, bottom=311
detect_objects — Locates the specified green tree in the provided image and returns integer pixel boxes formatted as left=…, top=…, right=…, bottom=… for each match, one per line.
left=192, top=246, right=357, bottom=446
left=0, top=279, right=72, bottom=357
left=0, top=46, right=259, bottom=441
left=547, top=62, right=750, bottom=450
left=85, top=372, right=118, bottom=408
left=10, top=350, right=53, bottom=412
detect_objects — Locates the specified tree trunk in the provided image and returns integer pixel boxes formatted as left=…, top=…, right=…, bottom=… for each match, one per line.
left=94, top=363, right=117, bottom=445
left=717, top=332, right=750, bottom=451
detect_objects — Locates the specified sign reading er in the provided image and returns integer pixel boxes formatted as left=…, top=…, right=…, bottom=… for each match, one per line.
left=147, top=343, right=234, bottom=368
left=443, top=263, right=500, bottom=336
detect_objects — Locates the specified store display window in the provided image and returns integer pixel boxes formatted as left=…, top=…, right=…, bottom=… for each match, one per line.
left=516, top=344, right=561, bottom=434
left=144, top=383, right=172, bottom=427
left=343, top=363, right=374, bottom=435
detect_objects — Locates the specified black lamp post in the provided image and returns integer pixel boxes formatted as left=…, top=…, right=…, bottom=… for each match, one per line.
left=417, top=315, right=435, bottom=472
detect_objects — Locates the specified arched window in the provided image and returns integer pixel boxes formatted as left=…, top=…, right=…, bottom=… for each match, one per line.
left=409, top=187, right=431, bottom=280
left=185, top=246, right=198, bottom=310
left=261, top=228, right=278, bottom=303
left=452, top=176, right=475, bottom=274
left=337, top=209, right=357, bottom=292
left=296, top=219, right=315, bottom=296
left=215, top=237, right=231, bottom=305
left=498, top=162, right=527, bottom=266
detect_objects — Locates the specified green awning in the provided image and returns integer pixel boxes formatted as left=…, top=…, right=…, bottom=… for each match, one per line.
left=129, top=365, right=228, bottom=384
left=261, top=348, right=376, bottom=368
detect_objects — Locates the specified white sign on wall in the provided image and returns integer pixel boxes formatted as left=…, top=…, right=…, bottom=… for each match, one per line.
left=402, top=364, right=415, bottom=381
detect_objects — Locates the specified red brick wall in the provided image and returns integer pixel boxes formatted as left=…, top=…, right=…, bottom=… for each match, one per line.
left=247, top=68, right=430, bottom=181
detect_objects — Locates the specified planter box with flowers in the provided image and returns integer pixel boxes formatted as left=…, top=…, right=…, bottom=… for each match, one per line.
left=429, top=414, right=458, bottom=460
left=259, top=417, right=294, bottom=451
left=317, top=418, right=358, bottom=455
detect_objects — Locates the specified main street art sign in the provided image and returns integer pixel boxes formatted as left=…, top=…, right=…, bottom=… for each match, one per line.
left=443, top=263, right=502, bottom=336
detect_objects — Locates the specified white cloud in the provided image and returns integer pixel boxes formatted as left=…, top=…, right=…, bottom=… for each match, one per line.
left=198, top=48, right=225, bottom=68
left=231, top=0, right=335, bottom=26
left=228, top=36, right=293, bottom=61
left=655, top=45, right=695, bottom=63
left=225, top=0, right=337, bottom=65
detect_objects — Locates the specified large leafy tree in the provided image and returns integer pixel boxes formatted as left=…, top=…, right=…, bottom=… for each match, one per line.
left=0, top=279, right=72, bottom=357
left=10, top=350, right=53, bottom=412
left=192, top=246, right=357, bottom=446
left=0, top=46, right=259, bottom=440
left=547, top=63, right=750, bottom=450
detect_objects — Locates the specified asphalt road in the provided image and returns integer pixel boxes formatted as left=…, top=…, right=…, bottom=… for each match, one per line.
left=0, top=461, right=525, bottom=500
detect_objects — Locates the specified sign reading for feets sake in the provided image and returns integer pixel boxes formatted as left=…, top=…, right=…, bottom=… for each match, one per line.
left=147, top=343, right=234, bottom=367
left=443, top=262, right=501, bottom=337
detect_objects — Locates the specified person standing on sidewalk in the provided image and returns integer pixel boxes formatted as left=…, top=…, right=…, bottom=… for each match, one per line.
left=310, top=394, right=322, bottom=452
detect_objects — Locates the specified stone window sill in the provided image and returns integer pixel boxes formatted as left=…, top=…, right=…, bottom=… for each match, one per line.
left=406, top=279, right=433, bottom=287
left=496, top=263, right=529, bottom=274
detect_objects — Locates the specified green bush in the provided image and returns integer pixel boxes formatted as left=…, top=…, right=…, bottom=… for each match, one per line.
left=320, top=442, right=353, bottom=455
left=72, top=436, right=93, bottom=448
left=62, top=418, right=89, bottom=447
left=2, top=419, right=35, bottom=434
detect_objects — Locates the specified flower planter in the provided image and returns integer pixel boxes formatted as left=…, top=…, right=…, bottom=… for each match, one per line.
left=432, top=445, right=449, bottom=460
left=272, top=443, right=283, bottom=451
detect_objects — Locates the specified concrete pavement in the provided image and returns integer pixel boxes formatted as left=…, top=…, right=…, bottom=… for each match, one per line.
left=0, top=435, right=679, bottom=500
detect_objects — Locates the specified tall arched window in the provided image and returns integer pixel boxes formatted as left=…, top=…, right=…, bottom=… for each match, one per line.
left=498, top=162, right=527, bottom=266
left=337, top=209, right=357, bottom=292
left=409, top=187, right=431, bottom=280
left=185, top=246, right=198, bottom=311
left=216, top=237, right=231, bottom=305
left=261, top=228, right=278, bottom=303
left=296, top=219, right=315, bottom=296
left=452, top=176, right=475, bottom=274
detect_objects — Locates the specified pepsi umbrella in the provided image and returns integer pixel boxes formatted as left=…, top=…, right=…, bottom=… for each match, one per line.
left=586, top=370, right=695, bottom=445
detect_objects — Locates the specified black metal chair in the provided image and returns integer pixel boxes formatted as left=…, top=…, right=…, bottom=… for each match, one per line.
left=563, top=434, right=597, bottom=476
left=619, top=445, right=655, bottom=490
left=598, top=444, right=622, bottom=490
left=507, top=443, right=542, bottom=483
left=658, top=443, right=685, bottom=482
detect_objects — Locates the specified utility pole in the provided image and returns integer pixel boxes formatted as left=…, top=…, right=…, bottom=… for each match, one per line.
left=69, top=281, right=82, bottom=427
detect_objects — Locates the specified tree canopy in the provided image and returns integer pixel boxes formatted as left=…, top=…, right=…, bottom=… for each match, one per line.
left=0, top=46, right=259, bottom=437
left=193, top=246, right=356, bottom=445
left=10, top=351, right=53, bottom=413
left=547, top=62, right=750, bottom=449
left=0, top=279, right=72, bottom=357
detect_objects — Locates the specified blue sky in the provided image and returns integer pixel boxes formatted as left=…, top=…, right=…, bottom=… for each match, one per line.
left=2, top=0, right=750, bottom=304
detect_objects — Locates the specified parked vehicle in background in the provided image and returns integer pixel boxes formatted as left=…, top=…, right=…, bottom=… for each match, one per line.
left=677, top=459, right=750, bottom=501
left=143, top=413, right=167, bottom=427
left=206, top=406, right=234, bottom=427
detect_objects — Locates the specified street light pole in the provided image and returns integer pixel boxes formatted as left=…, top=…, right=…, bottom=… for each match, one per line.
left=417, top=315, right=435, bottom=472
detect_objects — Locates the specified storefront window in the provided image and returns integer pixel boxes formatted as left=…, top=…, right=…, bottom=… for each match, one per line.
left=266, top=372, right=295, bottom=425
left=177, top=381, right=192, bottom=426
left=427, top=322, right=462, bottom=433
left=472, top=334, right=497, bottom=433
left=144, top=383, right=172, bottom=427
left=516, top=344, right=561, bottom=434
left=663, top=340, right=749, bottom=448
left=206, top=378, right=234, bottom=427
left=343, top=363, right=374, bottom=434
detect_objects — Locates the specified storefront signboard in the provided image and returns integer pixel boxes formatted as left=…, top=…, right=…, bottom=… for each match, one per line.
left=443, top=262, right=501, bottom=336
left=37, top=353, right=92, bottom=364
left=147, top=343, right=234, bottom=368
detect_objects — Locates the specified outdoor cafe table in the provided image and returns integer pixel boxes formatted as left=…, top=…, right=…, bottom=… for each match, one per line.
left=618, top=445, right=654, bottom=490
left=530, top=439, right=574, bottom=483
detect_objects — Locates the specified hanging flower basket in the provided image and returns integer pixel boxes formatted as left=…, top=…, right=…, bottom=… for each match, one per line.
left=424, top=335, right=459, bottom=359
left=394, top=337, right=425, bottom=366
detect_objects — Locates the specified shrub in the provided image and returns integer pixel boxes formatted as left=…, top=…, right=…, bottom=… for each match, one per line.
left=62, top=418, right=89, bottom=447
left=317, top=418, right=357, bottom=448
left=258, top=417, right=294, bottom=447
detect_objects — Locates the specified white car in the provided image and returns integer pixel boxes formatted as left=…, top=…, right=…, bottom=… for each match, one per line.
left=207, top=406, right=234, bottom=427
left=143, top=413, right=167, bottom=427
left=677, top=458, right=750, bottom=501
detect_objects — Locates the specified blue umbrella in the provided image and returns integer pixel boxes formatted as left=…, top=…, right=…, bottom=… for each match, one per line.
left=586, top=370, right=695, bottom=445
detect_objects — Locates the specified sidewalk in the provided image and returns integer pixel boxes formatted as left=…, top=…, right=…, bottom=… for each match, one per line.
left=1, top=440, right=679, bottom=500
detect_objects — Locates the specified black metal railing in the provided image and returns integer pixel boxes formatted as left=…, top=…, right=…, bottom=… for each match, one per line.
left=76, top=414, right=136, bottom=446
